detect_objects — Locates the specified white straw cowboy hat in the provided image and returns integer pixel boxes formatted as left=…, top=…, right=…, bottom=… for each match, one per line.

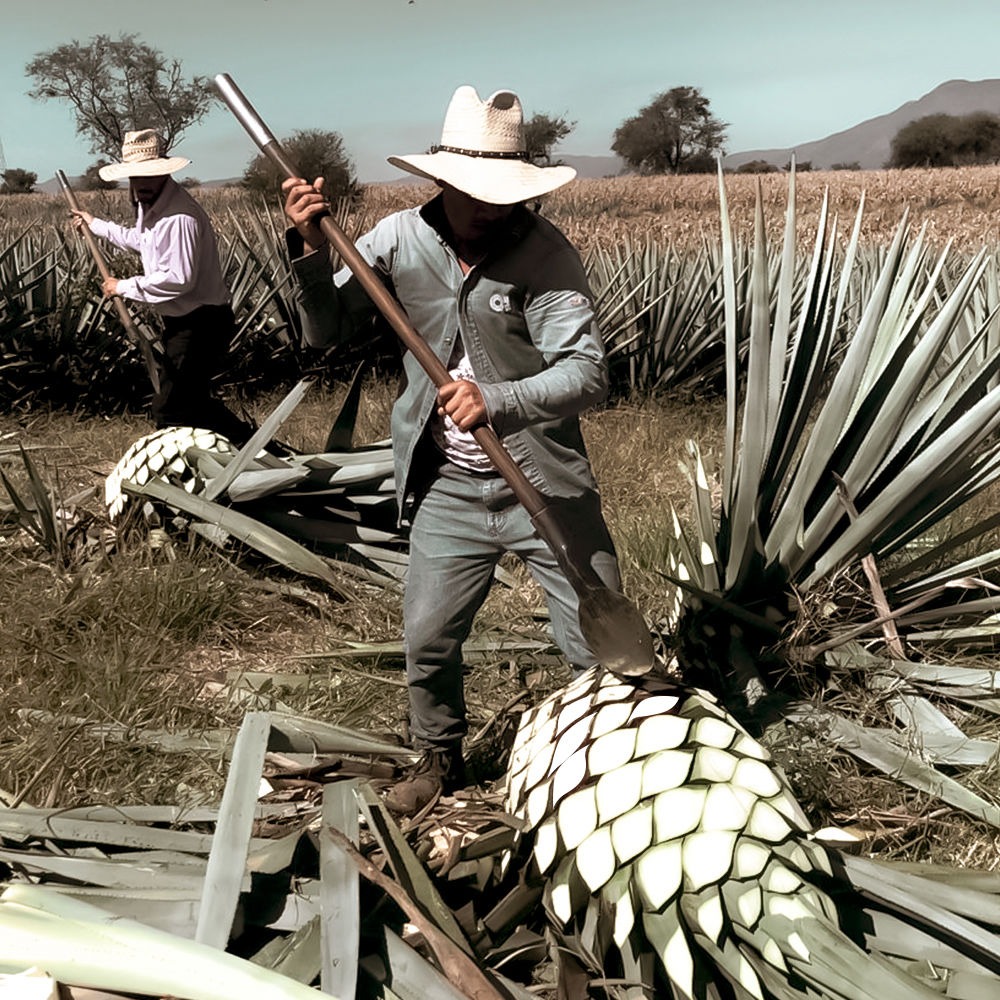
left=388, top=86, right=576, bottom=205
left=98, top=129, right=191, bottom=181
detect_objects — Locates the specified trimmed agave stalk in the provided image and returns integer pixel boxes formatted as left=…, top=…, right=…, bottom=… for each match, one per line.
left=105, top=378, right=406, bottom=592
left=506, top=668, right=1000, bottom=1000
left=0, top=884, right=333, bottom=1000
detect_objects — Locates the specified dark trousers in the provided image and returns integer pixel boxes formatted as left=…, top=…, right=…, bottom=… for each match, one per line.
left=153, top=303, right=254, bottom=446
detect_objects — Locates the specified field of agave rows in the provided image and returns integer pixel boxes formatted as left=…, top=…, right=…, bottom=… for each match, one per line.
left=4, top=165, right=1000, bottom=415
left=8, top=163, right=1000, bottom=1000
left=7, top=163, right=1000, bottom=833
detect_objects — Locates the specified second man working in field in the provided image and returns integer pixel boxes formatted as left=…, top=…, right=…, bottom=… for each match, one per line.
left=71, top=129, right=254, bottom=445
left=283, top=85, right=621, bottom=813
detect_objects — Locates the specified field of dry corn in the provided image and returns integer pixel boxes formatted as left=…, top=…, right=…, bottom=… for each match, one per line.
left=6, top=162, right=1000, bottom=253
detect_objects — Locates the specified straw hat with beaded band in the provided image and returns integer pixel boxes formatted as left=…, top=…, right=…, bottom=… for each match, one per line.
left=99, top=129, right=191, bottom=181
left=387, top=86, right=576, bottom=206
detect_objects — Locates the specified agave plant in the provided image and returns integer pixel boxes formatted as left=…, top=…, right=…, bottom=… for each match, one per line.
left=0, top=225, right=154, bottom=410
left=105, top=376, right=408, bottom=595
left=505, top=665, right=1000, bottom=1000
left=659, top=166, right=1000, bottom=823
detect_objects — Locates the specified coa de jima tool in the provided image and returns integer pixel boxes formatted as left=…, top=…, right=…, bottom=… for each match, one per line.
left=56, top=169, right=162, bottom=395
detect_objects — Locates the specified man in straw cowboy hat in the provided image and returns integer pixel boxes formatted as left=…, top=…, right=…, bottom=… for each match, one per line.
left=283, top=86, right=621, bottom=813
left=70, top=129, right=254, bottom=445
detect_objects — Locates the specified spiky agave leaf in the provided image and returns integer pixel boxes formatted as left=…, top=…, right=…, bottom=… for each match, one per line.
left=507, top=668, right=1000, bottom=1000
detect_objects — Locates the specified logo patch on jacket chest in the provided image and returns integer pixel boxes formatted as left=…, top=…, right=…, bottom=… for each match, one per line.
left=489, top=292, right=513, bottom=313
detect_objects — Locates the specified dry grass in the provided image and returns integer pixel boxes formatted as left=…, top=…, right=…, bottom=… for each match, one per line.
left=4, top=389, right=1000, bottom=867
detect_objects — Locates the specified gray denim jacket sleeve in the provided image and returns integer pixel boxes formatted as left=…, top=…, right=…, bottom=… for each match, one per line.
left=285, top=227, right=385, bottom=349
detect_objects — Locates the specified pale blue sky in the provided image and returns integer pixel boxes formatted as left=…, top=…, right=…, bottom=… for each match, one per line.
left=3, top=0, right=1000, bottom=184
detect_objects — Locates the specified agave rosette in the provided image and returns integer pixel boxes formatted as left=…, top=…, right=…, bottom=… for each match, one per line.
left=662, top=165, right=1000, bottom=822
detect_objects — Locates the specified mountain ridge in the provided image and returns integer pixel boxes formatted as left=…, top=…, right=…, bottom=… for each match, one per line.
left=723, top=78, right=1000, bottom=170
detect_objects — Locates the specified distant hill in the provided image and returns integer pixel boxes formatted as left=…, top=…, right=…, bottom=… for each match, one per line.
left=559, top=154, right=626, bottom=179
left=33, top=174, right=240, bottom=194
left=724, top=78, right=1000, bottom=171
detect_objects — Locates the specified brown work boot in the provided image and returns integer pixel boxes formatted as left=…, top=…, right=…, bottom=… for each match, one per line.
left=384, top=745, right=467, bottom=816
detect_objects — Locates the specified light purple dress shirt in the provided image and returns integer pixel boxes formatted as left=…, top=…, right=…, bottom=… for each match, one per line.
left=88, top=177, right=230, bottom=317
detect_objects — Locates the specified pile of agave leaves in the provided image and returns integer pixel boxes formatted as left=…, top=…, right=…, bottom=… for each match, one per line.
left=5, top=164, right=1000, bottom=998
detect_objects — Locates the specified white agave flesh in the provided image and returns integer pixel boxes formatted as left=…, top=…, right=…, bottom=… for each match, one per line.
left=562, top=667, right=598, bottom=700
left=635, top=840, right=683, bottom=910
left=784, top=844, right=814, bottom=876
left=762, top=936, right=789, bottom=971
left=746, top=800, right=793, bottom=844
left=642, top=906, right=694, bottom=1000
left=192, top=432, right=220, bottom=450
left=550, top=715, right=593, bottom=772
left=762, top=863, right=802, bottom=895
left=575, top=825, right=617, bottom=892
left=635, top=714, right=691, bottom=756
left=653, top=785, right=707, bottom=841
left=796, top=840, right=834, bottom=876
left=506, top=763, right=527, bottom=814
left=735, top=884, right=764, bottom=928
left=641, top=749, right=693, bottom=796
left=732, top=840, right=771, bottom=880
left=681, top=830, right=736, bottom=891
left=590, top=701, right=633, bottom=738
left=524, top=738, right=556, bottom=790
left=595, top=760, right=644, bottom=824
left=557, top=786, right=598, bottom=850
left=731, top=946, right=764, bottom=1000
left=550, top=746, right=589, bottom=809
left=764, top=893, right=813, bottom=927
left=731, top=733, right=770, bottom=761
left=548, top=854, right=582, bottom=925
left=602, top=867, right=637, bottom=946
left=556, top=694, right=596, bottom=737
left=731, top=757, right=782, bottom=798
left=695, top=890, right=725, bottom=944
left=691, top=747, right=738, bottom=783
left=525, top=778, right=553, bottom=830
left=588, top=728, right=638, bottom=776
left=532, top=814, right=560, bottom=874
left=511, top=705, right=553, bottom=755
left=513, top=716, right=556, bottom=772
left=784, top=929, right=811, bottom=962
left=691, top=716, right=738, bottom=749
left=701, top=783, right=755, bottom=832
left=594, top=681, right=636, bottom=705
left=629, top=694, right=681, bottom=721
left=610, top=802, right=654, bottom=863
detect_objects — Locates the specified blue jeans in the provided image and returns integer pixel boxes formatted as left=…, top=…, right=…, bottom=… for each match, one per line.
left=404, top=461, right=620, bottom=749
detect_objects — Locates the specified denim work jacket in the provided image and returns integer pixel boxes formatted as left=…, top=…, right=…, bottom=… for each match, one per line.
left=288, top=195, right=609, bottom=522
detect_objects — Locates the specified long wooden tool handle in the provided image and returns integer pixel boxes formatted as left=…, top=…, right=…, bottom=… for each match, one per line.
left=56, top=170, right=161, bottom=393
left=214, top=73, right=548, bottom=520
